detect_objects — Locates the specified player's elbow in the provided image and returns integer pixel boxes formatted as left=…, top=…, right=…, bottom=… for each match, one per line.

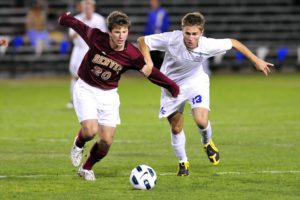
left=137, top=36, right=145, bottom=47
left=230, top=39, right=241, bottom=49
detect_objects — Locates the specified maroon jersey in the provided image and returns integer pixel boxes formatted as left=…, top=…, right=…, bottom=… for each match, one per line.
left=59, top=14, right=179, bottom=97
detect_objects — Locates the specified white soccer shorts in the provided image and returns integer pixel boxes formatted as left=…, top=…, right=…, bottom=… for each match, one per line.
left=73, top=79, right=120, bottom=127
left=159, top=77, right=210, bottom=118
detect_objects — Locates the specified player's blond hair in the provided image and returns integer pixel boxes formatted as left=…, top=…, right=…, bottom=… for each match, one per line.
left=181, top=12, right=205, bottom=31
left=107, top=11, right=131, bottom=31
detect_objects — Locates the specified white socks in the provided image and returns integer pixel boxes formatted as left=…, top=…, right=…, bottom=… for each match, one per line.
left=171, top=122, right=212, bottom=163
left=198, top=121, right=212, bottom=145
left=171, top=129, right=188, bottom=163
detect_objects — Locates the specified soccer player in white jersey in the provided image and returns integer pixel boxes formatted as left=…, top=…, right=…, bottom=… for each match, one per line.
left=137, top=12, right=274, bottom=176
left=67, top=0, right=107, bottom=108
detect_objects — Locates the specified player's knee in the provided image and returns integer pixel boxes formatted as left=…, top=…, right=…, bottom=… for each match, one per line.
left=171, top=124, right=183, bottom=134
left=196, top=119, right=208, bottom=129
left=101, top=138, right=113, bottom=146
left=82, top=124, right=98, bottom=138
left=99, top=139, right=112, bottom=150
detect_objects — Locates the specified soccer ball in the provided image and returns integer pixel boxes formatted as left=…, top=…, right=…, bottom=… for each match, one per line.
left=129, top=164, right=157, bottom=190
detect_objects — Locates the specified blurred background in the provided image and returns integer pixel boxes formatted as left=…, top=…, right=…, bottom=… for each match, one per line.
left=0, top=0, right=299, bottom=78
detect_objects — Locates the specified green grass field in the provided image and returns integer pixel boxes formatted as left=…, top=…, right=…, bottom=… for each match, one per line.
left=0, top=73, right=299, bottom=199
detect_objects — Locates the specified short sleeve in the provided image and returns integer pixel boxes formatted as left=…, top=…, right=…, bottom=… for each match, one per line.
left=202, top=38, right=232, bottom=56
left=144, top=32, right=172, bottom=51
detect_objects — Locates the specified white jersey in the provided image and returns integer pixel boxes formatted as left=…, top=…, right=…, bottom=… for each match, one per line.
left=69, top=13, right=107, bottom=76
left=144, top=30, right=232, bottom=85
left=145, top=30, right=233, bottom=117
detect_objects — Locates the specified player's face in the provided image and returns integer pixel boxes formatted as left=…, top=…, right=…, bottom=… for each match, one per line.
left=182, top=26, right=203, bottom=49
left=109, top=26, right=129, bottom=51
left=83, top=2, right=95, bottom=20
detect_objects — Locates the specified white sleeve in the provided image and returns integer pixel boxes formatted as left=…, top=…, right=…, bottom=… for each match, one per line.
left=144, top=32, right=171, bottom=51
left=203, top=38, right=232, bottom=56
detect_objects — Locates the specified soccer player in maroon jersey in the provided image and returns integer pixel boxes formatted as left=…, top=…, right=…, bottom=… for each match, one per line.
left=59, top=11, right=179, bottom=181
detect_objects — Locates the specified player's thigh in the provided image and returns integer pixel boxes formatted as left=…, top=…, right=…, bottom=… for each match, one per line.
left=73, top=79, right=98, bottom=124
left=97, top=90, right=120, bottom=128
left=187, top=76, right=210, bottom=111
left=159, top=89, right=186, bottom=119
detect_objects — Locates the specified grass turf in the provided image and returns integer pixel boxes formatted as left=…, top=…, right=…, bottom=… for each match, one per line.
left=0, top=73, right=299, bottom=199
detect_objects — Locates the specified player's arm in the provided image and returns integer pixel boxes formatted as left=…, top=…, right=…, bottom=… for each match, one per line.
left=147, top=67, right=179, bottom=98
left=137, top=36, right=154, bottom=77
left=133, top=49, right=179, bottom=98
left=231, top=39, right=274, bottom=76
left=58, top=12, right=93, bottom=46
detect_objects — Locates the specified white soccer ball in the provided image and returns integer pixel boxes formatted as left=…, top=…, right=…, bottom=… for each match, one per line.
left=129, top=164, right=157, bottom=190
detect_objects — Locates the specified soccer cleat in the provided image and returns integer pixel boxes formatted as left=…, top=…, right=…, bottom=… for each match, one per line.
left=177, top=161, right=189, bottom=176
left=70, top=137, right=83, bottom=167
left=77, top=165, right=96, bottom=181
left=204, top=140, right=220, bottom=166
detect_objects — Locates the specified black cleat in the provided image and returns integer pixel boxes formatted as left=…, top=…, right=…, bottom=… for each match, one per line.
left=177, top=161, right=189, bottom=176
left=204, top=140, right=220, bottom=165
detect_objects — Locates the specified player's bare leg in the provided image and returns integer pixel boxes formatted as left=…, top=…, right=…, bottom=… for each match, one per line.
left=192, top=108, right=219, bottom=165
left=71, top=119, right=97, bottom=167
left=78, top=124, right=116, bottom=181
left=168, top=111, right=189, bottom=176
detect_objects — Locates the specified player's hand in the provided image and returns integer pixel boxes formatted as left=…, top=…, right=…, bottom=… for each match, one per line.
left=58, top=12, right=71, bottom=24
left=254, top=58, right=274, bottom=76
left=140, top=64, right=153, bottom=77
left=170, top=83, right=180, bottom=98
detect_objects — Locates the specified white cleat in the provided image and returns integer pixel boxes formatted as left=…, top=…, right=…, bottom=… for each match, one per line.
left=70, top=137, right=83, bottom=167
left=78, top=165, right=96, bottom=181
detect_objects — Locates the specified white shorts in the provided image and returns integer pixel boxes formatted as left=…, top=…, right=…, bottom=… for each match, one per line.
left=73, top=79, right=120, bottom=127
left=159, top=76, right=210, bottom=118
left=69, top=46, right=88, bottom=77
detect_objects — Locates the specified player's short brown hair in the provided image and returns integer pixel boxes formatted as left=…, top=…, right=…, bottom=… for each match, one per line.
left=107, top=11, right=131, bottom=31
left=181, top=12, right=205, bottom=31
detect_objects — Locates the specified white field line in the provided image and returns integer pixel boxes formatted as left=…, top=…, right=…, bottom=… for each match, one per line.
left=215, top=170, right=300, bottom=175
left=159, top=172, right=176, bottom=176
left=160, top=171, right=300, bottom=176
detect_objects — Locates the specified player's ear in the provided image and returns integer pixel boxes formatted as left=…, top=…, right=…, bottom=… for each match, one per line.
left=200, top=28, right=204, bottom=35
